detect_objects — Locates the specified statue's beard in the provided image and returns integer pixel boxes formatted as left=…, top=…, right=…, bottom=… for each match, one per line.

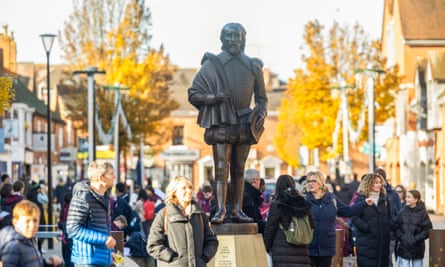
left=222, top=43, right=243, bottom=55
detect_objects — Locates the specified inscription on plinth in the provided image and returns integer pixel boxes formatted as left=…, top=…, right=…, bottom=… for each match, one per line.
left=208, top=223, right=267, bottom=267
left=213, top=235, right=236, bottom=267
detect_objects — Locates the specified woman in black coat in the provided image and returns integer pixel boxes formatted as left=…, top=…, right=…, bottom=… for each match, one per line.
left=351, top=173, right=391, bottom=267
left=263, top=174, right=315, bottom=267
left=393, top=189, right=432, bottom=266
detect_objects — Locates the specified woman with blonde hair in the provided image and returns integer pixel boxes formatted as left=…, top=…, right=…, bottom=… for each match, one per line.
left=305, top=171, right=373, bottom=267
left=147, top=176, right=218, bottom=267
left=351, top=173, right=391, bottom=267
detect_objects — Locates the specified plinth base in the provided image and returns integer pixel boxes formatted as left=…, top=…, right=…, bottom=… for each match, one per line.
left=211, top=223, right=257, bottom=235
left=208, top=223, right=267, bottom=267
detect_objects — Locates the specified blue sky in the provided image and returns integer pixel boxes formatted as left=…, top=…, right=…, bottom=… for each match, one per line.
left=0, top=0, right=384, bottom=80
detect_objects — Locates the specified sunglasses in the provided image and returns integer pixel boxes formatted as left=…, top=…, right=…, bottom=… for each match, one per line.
left=307, top=179, right=318, bottom=184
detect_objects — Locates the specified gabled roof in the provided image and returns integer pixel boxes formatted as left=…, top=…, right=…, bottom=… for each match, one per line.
left=13, top=76, right=64, bottom=122
left=1, top=68, right=63, bottom=122
left=399, top=0, right=445, bottom=40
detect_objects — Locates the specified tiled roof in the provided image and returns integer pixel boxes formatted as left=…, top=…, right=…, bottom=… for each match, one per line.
left=0, top=69, right=63, bottom=122
left=399, top=0, right=445, bottom=40
left=14, top=76, right=64, bottom=122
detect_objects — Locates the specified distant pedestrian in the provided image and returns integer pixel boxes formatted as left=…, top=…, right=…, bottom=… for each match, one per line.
left=58, top=192, right=73, bottom=267
left=0, top=180, right=25, bottom=229
left=395, top=184, right=407, bottom=208
left=394, top=190, right=432, bottom=267
left=196, top=183, right=213, bottom=218
left=243, top=169, right=266, bottom=234
left=1, top=174, right=11, bottom=184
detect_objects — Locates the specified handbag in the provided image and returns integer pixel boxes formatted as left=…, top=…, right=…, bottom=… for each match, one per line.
left=279, top=215, right=313, bottom=245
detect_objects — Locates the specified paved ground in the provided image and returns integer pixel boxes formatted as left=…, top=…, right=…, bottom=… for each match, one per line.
left=43, top=213, right=445, bottom=266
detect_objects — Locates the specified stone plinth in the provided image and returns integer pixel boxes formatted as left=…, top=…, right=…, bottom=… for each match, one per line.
left=208, top=223, right=267, bottom=267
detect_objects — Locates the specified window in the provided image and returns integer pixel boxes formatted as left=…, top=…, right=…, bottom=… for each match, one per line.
left=172, top=126, right=184, bottom=145
left=59, top=127, right=64, bottom=148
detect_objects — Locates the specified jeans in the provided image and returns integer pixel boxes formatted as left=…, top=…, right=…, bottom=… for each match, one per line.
left=397, top=257, right=423, bottom=267
left=389, top=239, right=396, bottom=267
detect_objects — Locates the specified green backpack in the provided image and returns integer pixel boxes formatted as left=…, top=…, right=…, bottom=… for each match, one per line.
left=279, top=215, right=313, bottom=245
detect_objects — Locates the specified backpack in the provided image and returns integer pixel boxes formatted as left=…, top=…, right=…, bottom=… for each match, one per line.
left=126, top=231, right=149, bottom=258
left=279, top=215, right=313, bottom=245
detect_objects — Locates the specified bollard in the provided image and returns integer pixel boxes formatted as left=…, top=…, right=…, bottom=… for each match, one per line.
left=429, top=229, right=445, bottom=267
left=331, top=228, right=344, bottom=267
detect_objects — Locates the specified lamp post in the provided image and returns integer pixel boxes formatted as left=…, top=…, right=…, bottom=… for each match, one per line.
left=40, top=33, right=56, bottom=249
left=104, top=84, right=130, bottom=181
left=73, top=67, right=105, bottom=163
left=356, top=66, right=385, bottom=172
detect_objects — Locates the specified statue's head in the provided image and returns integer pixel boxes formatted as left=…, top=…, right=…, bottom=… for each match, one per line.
left=220, top=23, right=246, bottom=55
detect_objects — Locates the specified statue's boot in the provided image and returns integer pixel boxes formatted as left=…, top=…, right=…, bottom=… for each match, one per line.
left=210, top=181, right=227, bottom=224
left=230, top=179, right=254, bottom=223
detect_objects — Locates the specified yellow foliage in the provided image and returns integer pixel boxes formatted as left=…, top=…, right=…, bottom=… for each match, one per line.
left=60, top=0, right=178, bottom=152
left=0, top=76, right=15, bottom=115
left=275, top=20, right=401, bottom=166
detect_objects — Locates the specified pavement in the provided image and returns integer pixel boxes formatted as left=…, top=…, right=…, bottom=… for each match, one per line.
left=43, top=212, right=445, bottom=266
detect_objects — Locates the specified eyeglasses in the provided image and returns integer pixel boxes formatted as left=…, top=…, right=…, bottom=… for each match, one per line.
left=307, top=179, right=318, bottom=184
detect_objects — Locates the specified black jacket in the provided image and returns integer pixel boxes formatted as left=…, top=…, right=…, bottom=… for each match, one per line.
left=352, top=193, right=391, bottom=267
left=147, top=202, right=218, bottom=267
left=394, top=202, right=432, bottom=259
left=0, top=226, right=52, bottom=267
left=263, top=192, right=314, bottom=267
left=243, top=182, right=265, bottom=233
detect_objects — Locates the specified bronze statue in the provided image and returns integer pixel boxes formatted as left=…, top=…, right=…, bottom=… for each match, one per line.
left=188, top=23, right=268, bottom=224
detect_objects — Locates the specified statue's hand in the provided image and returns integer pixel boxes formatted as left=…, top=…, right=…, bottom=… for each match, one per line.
left=205, top=93, right=229, bottom=105
left=255, top=112, right=265, bottom=130
left=215, top=93, right=229, bottom=102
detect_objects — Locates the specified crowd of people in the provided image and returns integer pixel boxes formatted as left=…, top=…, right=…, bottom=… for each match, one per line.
left=0, top=163, right=434, bottom=267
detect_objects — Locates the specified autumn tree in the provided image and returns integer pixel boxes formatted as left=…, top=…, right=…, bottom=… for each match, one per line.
left=59, top=0, right=178, bottom=153
left=275, top=20, right=401, bottom=167
left=0, top=76, right=15, bottom=115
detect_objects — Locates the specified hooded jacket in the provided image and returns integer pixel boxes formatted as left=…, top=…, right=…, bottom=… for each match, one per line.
left=394, top=202, right=432, bottom=259
left=352, top=193, right=391, bottom=267
left=66, top=181, right=112, bottom=266
left=263, top=191, right=314, bottom=267
left=0, top=226, right=46, bottom=267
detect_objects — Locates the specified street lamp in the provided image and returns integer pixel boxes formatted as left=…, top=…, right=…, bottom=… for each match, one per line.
left=356, top=66, right=385, bottom=172
left=73, top=67, right=105, bottom=163
left=40, top=33, right=56, bottom=249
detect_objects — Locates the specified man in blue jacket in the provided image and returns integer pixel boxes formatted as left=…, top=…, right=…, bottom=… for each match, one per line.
left=67, top=161, right=117, bottom=266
